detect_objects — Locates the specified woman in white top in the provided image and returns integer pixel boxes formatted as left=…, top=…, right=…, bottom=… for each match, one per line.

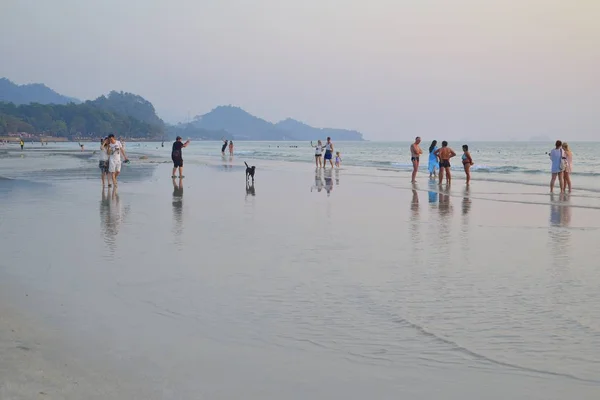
left=311, top=140, right=324, bottom=168
left=549, top=140, right=565, bottom=193
left=562, top=142, right=573, bottom=192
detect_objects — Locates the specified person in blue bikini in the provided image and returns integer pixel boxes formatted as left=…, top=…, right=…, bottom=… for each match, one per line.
left=428, top=140, right=438, bottom=179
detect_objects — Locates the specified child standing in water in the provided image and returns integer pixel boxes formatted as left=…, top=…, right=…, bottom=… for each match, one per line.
left=335, top=151, right=342, bottom=168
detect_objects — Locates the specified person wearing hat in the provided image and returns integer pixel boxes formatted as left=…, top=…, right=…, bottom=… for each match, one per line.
left=172, top=136, right=190, bottom=178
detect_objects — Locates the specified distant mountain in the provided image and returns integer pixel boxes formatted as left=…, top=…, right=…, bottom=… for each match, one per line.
left=192, top=106, right=292, bottom=140
left=0, top=78, right=80, bottom=105
left=90, top=91, right=164, bottom=128
left=275, top=118, right=364, bottom=141
left=189, top=105, right=365, bottom=141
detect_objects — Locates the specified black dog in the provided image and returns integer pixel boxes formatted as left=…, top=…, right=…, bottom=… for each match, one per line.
left=244, top=162, right=256, bottom=183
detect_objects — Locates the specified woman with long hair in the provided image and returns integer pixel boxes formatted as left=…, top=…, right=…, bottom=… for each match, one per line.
left=562, top=142, right=573, bottom=192
left=428, top=140, right=438, bottom=179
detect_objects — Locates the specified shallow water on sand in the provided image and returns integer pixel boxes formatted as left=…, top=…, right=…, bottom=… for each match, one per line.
left=1, top=157, right=600, bottom=399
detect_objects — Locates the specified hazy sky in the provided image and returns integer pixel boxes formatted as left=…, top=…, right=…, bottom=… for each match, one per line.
left=1, top=0, right=598, bottom=140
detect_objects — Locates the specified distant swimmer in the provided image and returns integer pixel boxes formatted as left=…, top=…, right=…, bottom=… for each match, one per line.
left=221, top=138, right=228, bottom=156
left=428, top=140, right=438, bottom=179
left=171, top=136, right=190, bottom=178
left=410, top=136, right=423, bottom=183
left=20, top=139, right=24, bottom=150
left=434, top=141, right=456, bottom=185
left=461, top=144, right=474, bottom=185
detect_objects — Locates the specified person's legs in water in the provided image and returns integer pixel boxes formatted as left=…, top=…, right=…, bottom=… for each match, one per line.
left=464, top=163, right=471, bottom=185
left=411, top=158, right=419, bottom=182
left=558, top=172, right=565, bottom=193
left=178, top=166, right=184, bottom=178
left=438, top=166, right=444, bottom=185
left=564, top=171, right=572, bottom=192
left=446, top=166, right=452, bottom=184
left=550, top=173, right=557, bottom=192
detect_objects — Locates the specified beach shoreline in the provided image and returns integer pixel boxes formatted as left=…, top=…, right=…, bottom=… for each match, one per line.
left=1, top=152, right=600, bottom=399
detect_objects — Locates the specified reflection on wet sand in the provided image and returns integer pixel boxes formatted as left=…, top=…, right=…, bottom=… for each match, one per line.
left=411, top=186, right=419, bottom=217
left=100, top=187, right=128, bottom=254
left=462, top=186, right=472, bottom=216
left=335, top=168, right=340, bottom=185
left=428, top=180, right=438, bottom=204
left=438, top=188, right=453, bottom=242
left=245, top=181, right=256, bottom=199
left=172, top=177, right=184, bottom=237
left=549, top=193, right=572, bottom=259
left=324, top=169, right=333, bottom=196
left=311, top=168, right=324, bottom=193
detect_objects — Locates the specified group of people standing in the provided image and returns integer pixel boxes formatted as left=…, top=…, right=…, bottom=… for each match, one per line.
left=221, top=138, right=234, bottom=156
left=549, top=140, right=573, bottom=193
left=311, top=137, right=341, bottom=169
left=98, top=134, right=128, bottom=187
left=410, top=137, right=473, bottom=185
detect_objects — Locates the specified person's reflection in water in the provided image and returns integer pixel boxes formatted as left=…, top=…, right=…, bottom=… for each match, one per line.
left=100, top=187, right=126, bottom=253
left=411, top=186, right=419, bottom=218
left=428, top=180, right=438, bottom=204
left=324, top=169, right=333, bottom=196
left=335, top=168, right=340, bottom=185
left=172, top=177, right=184, bottom=237
left=311, top=168, right=324, bottom=193
left=549, top=193, right=572, bottom=265
left=462, top=186, right=472, bottom=216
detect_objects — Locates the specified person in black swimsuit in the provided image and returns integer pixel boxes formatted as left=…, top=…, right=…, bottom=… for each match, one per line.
left=172, top=136, right=190, bottom=178
left=434, top=141, right=456, bottom=185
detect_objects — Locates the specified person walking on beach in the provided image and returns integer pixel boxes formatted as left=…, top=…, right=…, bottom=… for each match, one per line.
left=434, top=141, right=456, bottom=185
left=428, top=140, right=438, bottom=179
left=323, top=137, right=334, bottom=169
left=410, top=137, right=423, bottom=183
left=562, top=142, right=573, bottom=192
left=228, top=140, right=234, bottom=156
left=99, top=137, right=110, bottom=187
left=549, top=140, right=565, bottom=193
left=20, top=139, right=24, bottom=150
left=221, top=138, right=228, bottom=156
left=107, top=134, right=128, bottom=187
left=461, top=144, right=474, bottom=185
left=311, top=140, right=324, bottom=168
left=172, top=136, right=190, bottom=178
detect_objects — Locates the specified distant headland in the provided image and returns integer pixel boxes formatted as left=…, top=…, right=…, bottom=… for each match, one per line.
left=0, top=78, right=365, bottom=141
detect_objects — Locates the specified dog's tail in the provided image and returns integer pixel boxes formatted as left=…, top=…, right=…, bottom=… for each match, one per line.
left=244, top=161, right=249, bottom=168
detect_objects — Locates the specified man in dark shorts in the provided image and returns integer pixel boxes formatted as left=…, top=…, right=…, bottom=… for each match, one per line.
left=172, top=136, right=190, bottom=178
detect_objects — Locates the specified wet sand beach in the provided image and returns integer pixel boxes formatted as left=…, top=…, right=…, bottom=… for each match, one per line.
left=1, top=154, right=600, bottom=399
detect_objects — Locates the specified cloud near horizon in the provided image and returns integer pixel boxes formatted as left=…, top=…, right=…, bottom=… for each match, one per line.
left=1, top=0, right=598, bottom=140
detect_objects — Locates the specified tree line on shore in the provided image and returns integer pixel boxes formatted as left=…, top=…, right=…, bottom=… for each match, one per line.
left=0, top=91, right=165, bottom=138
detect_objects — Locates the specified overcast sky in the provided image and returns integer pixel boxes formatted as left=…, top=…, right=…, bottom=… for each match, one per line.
left=1, top=0, right=598, bottom=140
